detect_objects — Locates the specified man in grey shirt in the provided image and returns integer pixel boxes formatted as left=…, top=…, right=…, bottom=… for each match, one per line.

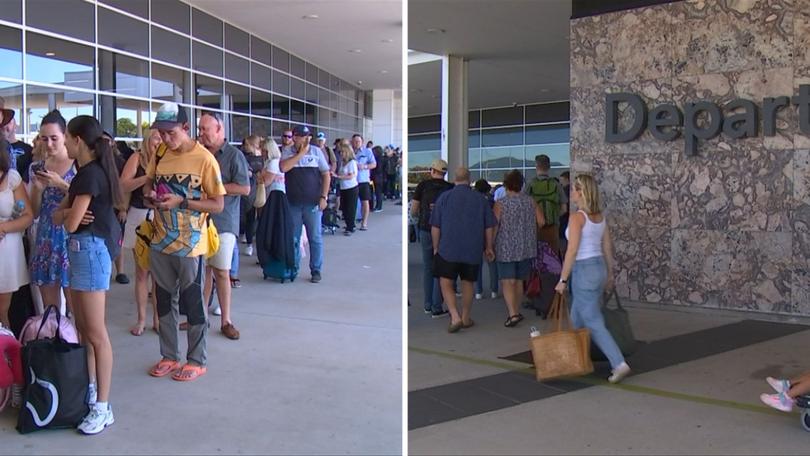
left=198, top=111, right=250, bottom=340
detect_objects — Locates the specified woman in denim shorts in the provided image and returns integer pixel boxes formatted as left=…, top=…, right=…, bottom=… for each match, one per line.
left=54, top=115, right=122, bottom=435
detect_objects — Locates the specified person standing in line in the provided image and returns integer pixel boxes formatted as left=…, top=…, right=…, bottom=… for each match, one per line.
left=384, top=147, right=398, bottom=200
left=53, top=115, right=122, bottom=434
left=473, top=179, right=499, bottom=300
left=120, top=129, right=161, bottom=336
left=351, top=134, right=376, bottom=231
left=430, top=167, right=496, bottom=332
left=335, top=141, right=359, bottom=236
left=101, top=131, right=129, bottom=286
left=198, top=112, right=250, bottom=341
left=525, top=154, right=567, bottom=254
left=410, top=159, right=453, bottom=318
left=555, top=174, right=630, bottom=383
left=493, top=170, right=543, bottom=328
left=143, top=103, right=225, bottom=382
left=2, top=114, right=34, bottom=184
left=241, top=135, right=264, bottom=257
left=280, top=125, right=330, bottom=283
left=371, top=145, right=385, bottom=212
left=316, top=132, right=337, bottom=175
left=280, top=128, right=294, bottom=150
left=28, top=110, right=75, bottom=315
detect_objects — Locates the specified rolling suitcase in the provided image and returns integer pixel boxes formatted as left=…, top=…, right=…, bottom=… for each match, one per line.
left=261, top=232, right=299, bottom=283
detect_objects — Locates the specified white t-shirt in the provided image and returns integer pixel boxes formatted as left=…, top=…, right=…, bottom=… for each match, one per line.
left=339, top=160, right=359, bottom=190
left=264, top=158, right=286, bottom=193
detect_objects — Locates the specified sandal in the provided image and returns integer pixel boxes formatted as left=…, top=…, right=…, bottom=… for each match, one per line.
left=462, top=319, right=475, bottom=329
left=171, top=363, right=207, bottom=382
left=130, top=323, right=145, bottom=336
left=149, top=359, right=180, bottom=377
left=230, top=278, right=242, bottom=288
left=504, top=314, right=524, bottom=328
left=448, top=321, right=462, bottom=333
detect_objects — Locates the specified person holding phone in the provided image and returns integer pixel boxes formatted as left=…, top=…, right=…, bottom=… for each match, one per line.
left=280, top=125, right=330, bottom=283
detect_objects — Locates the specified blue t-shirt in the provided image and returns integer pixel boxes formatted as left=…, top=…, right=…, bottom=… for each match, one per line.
left=430, top=185, right=497, bottom=265
left=354, top=147, right=376, bottom=183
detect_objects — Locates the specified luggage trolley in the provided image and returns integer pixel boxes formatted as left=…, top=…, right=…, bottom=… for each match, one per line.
left=796, top=395, right=810, bottom=431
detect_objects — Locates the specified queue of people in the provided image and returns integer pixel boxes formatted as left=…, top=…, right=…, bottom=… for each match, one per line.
left=0, top=99, right=398, bottom=435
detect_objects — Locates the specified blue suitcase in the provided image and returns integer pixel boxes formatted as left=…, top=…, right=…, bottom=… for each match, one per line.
left=261, top=233, right=299, bottom=283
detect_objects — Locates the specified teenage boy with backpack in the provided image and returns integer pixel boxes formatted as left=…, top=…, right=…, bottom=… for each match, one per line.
left=524, top=154, right=567, bottom=255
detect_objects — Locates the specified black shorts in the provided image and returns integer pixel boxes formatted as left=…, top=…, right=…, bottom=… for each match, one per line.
left=433, top=254, right=480, bottom=282
left=358, top=182, right=372, bottom=201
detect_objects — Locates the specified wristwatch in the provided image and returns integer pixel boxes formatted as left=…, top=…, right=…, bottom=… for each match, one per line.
left=179, top=198, right=189, bottom=210
left=320, top=195, right=327, bottom=200
left=559, top=278, right=568, bottom=284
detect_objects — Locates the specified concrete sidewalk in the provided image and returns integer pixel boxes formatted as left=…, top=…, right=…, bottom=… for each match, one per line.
left=1, top=205, right=402, bottom=455
left=407, top=240, right=810, bottom=455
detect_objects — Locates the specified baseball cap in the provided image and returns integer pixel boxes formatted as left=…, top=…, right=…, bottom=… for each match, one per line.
left=292, top=125, right=311, bottom=137
left=150, top=102, right=189, bottom=130
left=316, top=132, right=326, bottom=140
left=430, top=159, right=448, bottom=173
left=0, top=96, right=15, bottom=129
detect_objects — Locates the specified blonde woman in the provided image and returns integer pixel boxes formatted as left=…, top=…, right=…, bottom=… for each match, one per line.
left=241, top=135, right=265, bottom=256
left=120, top=129, right=161, bottom=336
left=256, top=139, right=296, bottom=279
left=555, top=174, right=630, bottom=383
left=335, top=141, right=359, bottom=235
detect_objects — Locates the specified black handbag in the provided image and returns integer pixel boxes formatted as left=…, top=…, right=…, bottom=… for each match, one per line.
left=16, top=317, right=89, bottom=434
left=590, top=289, right=637, bottom=361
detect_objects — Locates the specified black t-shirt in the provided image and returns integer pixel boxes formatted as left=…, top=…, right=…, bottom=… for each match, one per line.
left=413, top=178, right=454, bottom=231
left=12, top=141, right=33, bottom=183
left=68, top=160, right=121, bottom=258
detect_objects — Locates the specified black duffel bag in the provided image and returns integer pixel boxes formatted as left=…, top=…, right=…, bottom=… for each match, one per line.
left=17, top=320, right=89, bottom=434
left=590, top=289, right=638, bottom=362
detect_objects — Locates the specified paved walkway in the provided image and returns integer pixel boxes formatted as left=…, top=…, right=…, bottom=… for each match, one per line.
left=407, top=240, right=810, bottom=455
left=0, top=205, right=402, bottom=455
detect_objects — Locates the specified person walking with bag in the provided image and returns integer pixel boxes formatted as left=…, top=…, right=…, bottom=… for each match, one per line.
left=554, top=174, right=630, bottom=383
left=53, top=115, right=122, bottom=434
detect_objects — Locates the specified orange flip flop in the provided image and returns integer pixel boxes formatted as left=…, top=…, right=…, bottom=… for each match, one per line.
left=171, top=364, right=207, bottom=382
left=149, top=359, right=180, bottom=377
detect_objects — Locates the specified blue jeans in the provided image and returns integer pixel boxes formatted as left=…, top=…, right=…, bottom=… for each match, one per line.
left=230, top=241, right=239, bottom=277
left=570, top=256, right=624, bottom=369
left=288, top=203, right=324, bottom=273
left=476, top=259, right=499, bottom=294
left=419, top=229, right=443, bottom=312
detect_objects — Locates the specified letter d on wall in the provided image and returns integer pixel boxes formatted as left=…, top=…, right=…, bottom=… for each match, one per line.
left=605, top=93, right=647, bottom=143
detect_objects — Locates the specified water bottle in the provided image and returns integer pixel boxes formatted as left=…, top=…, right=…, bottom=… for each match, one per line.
left=12, top=200, right=24, bottom=219
left=530, top=326, right=541, bottom=338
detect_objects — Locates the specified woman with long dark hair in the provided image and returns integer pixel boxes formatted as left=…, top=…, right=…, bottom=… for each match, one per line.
left=53, top=115, right=122, bottom=434
left=28, top=110, right=75, bottom=315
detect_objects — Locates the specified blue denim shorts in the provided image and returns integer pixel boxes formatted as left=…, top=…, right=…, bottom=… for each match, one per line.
left=496, top=259, right=532, bottom=280
left=68, top=234, right=112, bottom=292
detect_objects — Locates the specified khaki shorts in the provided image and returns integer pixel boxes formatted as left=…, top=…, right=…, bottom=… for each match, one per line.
left=206, top=232, right=237, bottom=271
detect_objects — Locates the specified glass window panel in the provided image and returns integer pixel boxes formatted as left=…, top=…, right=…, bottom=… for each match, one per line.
left=469, top=129, right=481, bottom=148
left=225, top=82, right=249, bottom=115
left=151, top=63, right=189, bottom=104
left=482, top=169, right=509, bottom=183
left=224, top=24, right=249, bottom=56
left=251, top=63, right=271, bottom=91
left=318, top=69, right=330, bottom=88
left=100, top=0, right=148, bottom=18
left=469, top=110, right=481, bottom=128
left=525, top=124, right=570, bottom=144
left=305, top=83, right=318, bottom=104
left=305, top=103, right=316, bottom=125
left=251, top=36, right=271, bottom=65
left=0, top=26, right=22, bottom=80
left=231, top=114, right=249, bottom=142
left=100, top=95, right=150, bottom=138
left=271, top=94, right=289, bottom=120
left=481, top=106, right=523, bottom=127
left=408, top=134, right=440, bottom=152
left=0, top=82, right=23, bottom=136
left=192, top=8, right=222, bottom=46
left=305, top=63, right=318, bottom=84
left=151, top=26, right=190, bottom=67
left=290, top=55, right=305, bottom=79
left=251, top=89, right=271, bottom=117
left=408, top=151, right=438, bottom=170
left=99, top=51, right=149, bottom=98
left=271, top=46, right=289, bottom=72
left=330, top=74, right=340, bottom=92
left=480, top=147, right=511, bottom=169
left=26, top=0, right=93, bottom=41
left=195, top=74, right=222, bottom=110
left=193, top=41, right=222, bottom=77
left=408, top=115, right=440, bottom=134
left=481, top=127, right=523, bottom=147
left=525, top=143, right=571, bottom=168
left=27, top=84, right=94, bottom=132
left=272, top=70, right=289, bottom=96
left=525, top=102, right=570, bottom=124
left=98, top=7, right=149, bottom=56
left=224, top=53, right=249, bottom=84
left=317, top=107, right=330, bottom=128
left=26, top=32, right=94, bottom=90
left=272, top=120, right=289, bottom=140
left=252, top=117, right=270, bottom=137
left=0, top=0, right=21, bottom=23
left=290, top=100, right=304, bottom=123
left=290, top=77, right=304, bottom=100
left=151, top=0, right=190, bottom=34
left=468, top=148, right=481, bottom=169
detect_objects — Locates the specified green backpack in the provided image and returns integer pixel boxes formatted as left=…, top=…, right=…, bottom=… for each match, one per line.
left=529, top=178, right=559, bottom=227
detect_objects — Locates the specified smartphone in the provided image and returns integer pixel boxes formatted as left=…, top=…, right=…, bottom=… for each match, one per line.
left=31, top=162, right=46, bottom=174
left=155, top=182, right=172, bottom=199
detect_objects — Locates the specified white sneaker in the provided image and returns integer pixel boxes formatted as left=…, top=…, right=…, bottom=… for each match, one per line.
left=78, top=405, right=114, bottom=435
left=491, top=292, right=498, bottom=299
left=475, top=293, right=483, bottom=300
left=767, top=376, right=790, bottom=394
left=608, top=362, right=631, bottom=383
left=245, top=245, right=254, bottom=256
left=211, top=305, right=222, bottom=316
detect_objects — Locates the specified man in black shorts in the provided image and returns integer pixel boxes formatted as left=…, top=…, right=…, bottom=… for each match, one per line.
left=429, top=167, right=496, bottom=333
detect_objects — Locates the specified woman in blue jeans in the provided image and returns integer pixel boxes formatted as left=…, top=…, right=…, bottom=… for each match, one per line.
left=554, top=174, right=631, bottom=384
left=54, top=115, right=122, bottom=434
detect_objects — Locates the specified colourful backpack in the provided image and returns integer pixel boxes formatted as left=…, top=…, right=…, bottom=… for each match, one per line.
left=529, top=178, right=560, bottom=227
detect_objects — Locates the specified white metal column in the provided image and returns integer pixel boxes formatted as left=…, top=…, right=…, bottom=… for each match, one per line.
left=441, top=55, right=468, bottom=179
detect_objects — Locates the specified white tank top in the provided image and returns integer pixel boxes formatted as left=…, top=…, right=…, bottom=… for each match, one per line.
left=565, top=210, right=605, bottom=260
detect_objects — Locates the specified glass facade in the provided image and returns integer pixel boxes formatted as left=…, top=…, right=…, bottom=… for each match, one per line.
left=0, top=0, right=366, bottom=144
left=407, top=102, right=570, bottom=186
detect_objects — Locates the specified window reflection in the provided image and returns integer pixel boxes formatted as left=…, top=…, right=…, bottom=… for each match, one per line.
left=192, top=8, right=223, bottom=46
left=225, top=82, right=250, bottom=115
left=195, top=74, right=222, bottom=110
left=252, top=118, right=270, bottom=137
left=0, top=82, right=23, bottom=135
left=273, top=70, right=289, bottom=96
left=290, top=77, right=304, bottom=100
left=271, top=94, right=289, bottom=121
left=251, top=37, right=272, bottom=66
left=225, top=54, right=249, bottom=85
left=99, top=51, right=149, bottom=98
left=152, top=64, right=189, bottom=104
left=0, top=0, right=21, bottom=23
left=98, top=7, right=149, bottom=56
left=224, top=24, right=249, bottom=57
left=0, top=26, right=22, bottom=80
left=251, top=63, right=271, bottom=91
left=27, top=0, right=94, bottom=42
left=290, top=100, right=304, bottom=123
left=27, top=32, right=94, bottom=90
left=100, top=95, right=149, bottom=138
left=271, top=120, right=289, bottom=140
left=251, top=89, right=271, bottom=117
left=151, top=0, right=189, bottom=34
left=232, top=115, right=249, bottom=141
left=193, top=41, right=223, bottom=77
left=305, top=104, right=316, bottom=125
left=272, top=46, right=289, bottom=72
left=151, top=27, right=190, bottom=67
left=27, top=85, right=94, bottom=133
left=305, top=83, right=318, bottom=105
left=525, top=144, right=571, bottom=168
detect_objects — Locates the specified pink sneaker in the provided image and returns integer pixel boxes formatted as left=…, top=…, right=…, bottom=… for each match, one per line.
left=766, top=376, right=790, bottom=394
left=760, top=393, right=794, bottom=412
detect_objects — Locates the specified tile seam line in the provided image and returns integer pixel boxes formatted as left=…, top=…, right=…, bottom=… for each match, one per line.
left=408, top=346, right=787, bottom=418
left=234, top=310, right=402, bottom=331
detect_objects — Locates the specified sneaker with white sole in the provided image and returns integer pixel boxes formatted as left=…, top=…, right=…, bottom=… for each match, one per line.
left=245, top=245, right=254, bottom=256
left=760, top=392, right=794, bottom=412
left=608, top=362, right=631, bottom=383
left=475, top=293, right=482, bottom=300
left=767, top=376, right=790, bottom=394
left=211, top=305, right=222, bottom=316
left=78, top=404, right=115, bottom=435
left=491, top=292, right=498, bottom=299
